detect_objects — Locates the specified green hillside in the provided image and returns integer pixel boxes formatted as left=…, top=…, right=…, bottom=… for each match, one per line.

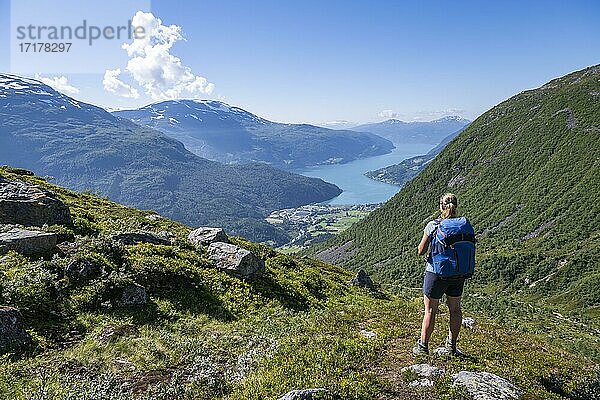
left=1, top=166, right=598, bottom=399
left=311, top=65, right=600, bottom=358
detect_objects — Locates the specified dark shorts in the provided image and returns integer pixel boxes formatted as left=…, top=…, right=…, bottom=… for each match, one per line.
left=423, top=271, right=465, bottom=299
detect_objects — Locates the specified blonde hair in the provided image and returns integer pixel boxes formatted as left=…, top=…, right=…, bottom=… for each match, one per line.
left=440, top=193, right=458, bottom=219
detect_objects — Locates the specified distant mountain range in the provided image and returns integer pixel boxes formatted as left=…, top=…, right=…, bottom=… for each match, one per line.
left=113, top=101, right=395, bottom=170
left=0, top=74, right=342, bottom=244
left=352, top=116, right=471, bottom=145
left=364, top=127, right=466, bottom=186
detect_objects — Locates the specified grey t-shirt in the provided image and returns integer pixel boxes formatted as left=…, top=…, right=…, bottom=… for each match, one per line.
left=424, top=219, right=440, bottom=272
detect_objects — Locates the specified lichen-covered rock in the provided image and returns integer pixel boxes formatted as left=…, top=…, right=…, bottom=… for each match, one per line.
left=188, top=227, right=229, bottom=246
left=0, top=178, right=72, bottom=226
left=110, top=232, right=171, bottom=246
left=277, top=388, right=329, bottom=400
left=117, top=284, right=148, bottom=306
left=401, top=363, right=444, bottom=378
left=0, top=306, right=32, bottom=353
left=452, top=371, right=523, bottom=400
left=350, top=269, right=374, bottom=289
left=462, top=317, right=477, bottom=330
left=65, top=258, right=101, bottom=281
left=0, top=228, right=58, bottom=256
left=207, top=242, right=265, bottom=279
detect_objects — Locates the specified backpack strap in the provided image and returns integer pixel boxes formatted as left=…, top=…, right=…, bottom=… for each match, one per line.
left=444, top=233, right=476, bottom=246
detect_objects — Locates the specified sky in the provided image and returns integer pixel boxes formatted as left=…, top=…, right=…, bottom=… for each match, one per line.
left=1, top=0, right=599, bottom=125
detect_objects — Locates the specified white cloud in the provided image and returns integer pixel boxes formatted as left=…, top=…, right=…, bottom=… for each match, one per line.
left=35, top=74, right=79, bottom=95
left=103, top=68, right=140, bottom=98
left=378, top=109, right=399, bottom=119
left=104, top=11, right=215, bottom=101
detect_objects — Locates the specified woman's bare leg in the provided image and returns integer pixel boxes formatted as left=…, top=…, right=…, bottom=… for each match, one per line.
left=446, top=295, right=462, bottom=341
left=420, top=295, right=440, bottom=344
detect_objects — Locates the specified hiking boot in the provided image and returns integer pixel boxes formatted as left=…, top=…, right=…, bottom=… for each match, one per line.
left=412, top=339, right=429, bottom=356
left=445, top=337, right=464, bottom=356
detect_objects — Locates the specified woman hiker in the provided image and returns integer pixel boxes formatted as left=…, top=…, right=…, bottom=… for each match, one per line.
left=413, top=192, right=475, bottom=356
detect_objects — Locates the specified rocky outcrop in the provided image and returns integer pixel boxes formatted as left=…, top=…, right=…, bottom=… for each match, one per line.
left=0, top=178, right=72, bottom=226
left=117, top=284, right=148, bottom=306
left=188, top=227, right=229, bottom=246
left=350, top=269, right=374, bottom=289
left=453, top=371, right=523, bottom=400
left=277, top=388, right=329, bottom=400
left=0, top=306, right=32, bottom=353
left=110, top=232, right=171, bottom=246
left=0, top=228, right=58, bottom=256
left=207, top=242, right=265, bottom=279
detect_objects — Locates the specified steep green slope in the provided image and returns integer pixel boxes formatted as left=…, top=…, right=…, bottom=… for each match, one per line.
left=312, top=65, right=600, bottom=345
left=0, top=74, right=342, bottom=245
left=1, top=167, right=598, bottom=399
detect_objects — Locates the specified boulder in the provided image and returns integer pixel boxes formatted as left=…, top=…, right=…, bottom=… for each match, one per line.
left=452, top=371, right=523, bottom=400
left=111, top=232, right=171, bottom=246
left=0, top=178, right=72, bottom=226
left=188, top=227, right=229, bottom=246
left=350, top=269, right=374, bottom=289
left=0, top=306, right=32, bottom=353
left=0, top=228, right=58, bottom=256
left=277, top=388, right=329, bottom=400
left=65, top=258, right=101, bottom=281
left=117, top=284, right=148, bottom=306
left=207, top=242, right=265, bottom=279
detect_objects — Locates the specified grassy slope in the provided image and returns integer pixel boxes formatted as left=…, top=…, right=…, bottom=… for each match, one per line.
left=309, top=66, right=600, bottom=360
left=0, top=167, right=597, bottom=399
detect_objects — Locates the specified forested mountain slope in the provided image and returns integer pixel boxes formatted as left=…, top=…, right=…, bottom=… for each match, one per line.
left=114, top=100, right=395, bottom=169
left=0, top=74, right=342, bottom=244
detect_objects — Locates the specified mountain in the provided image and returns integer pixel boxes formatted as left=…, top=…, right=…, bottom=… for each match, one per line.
left=0, top=166, right=596, bottom=399
left=310, top=66, right=600, bottom=355
left=364, top=128, right=464, bottom=186
left=352, top=116, right=470, bottom=145
left=0, top=74, right=342, bottom=244
left=113, top=101, right=395, bottom=169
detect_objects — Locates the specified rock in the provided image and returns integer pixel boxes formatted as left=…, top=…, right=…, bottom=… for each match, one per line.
left=207, top=242, right=265, bottom=279
left=350, top=269, right=374, bottom=289
left=65, top=258, right=101, bottom=281
left=452, top=371, right=523, bottom=400
left=0, top=178, right=72, bottom=226
left=144, top=214, right=163, bottom=221
left=359, top=329, right=377, bottom=339
left=462, top=317, right=477, bottom=330
left=0, top=228, right=58, bottom=256
left=56, top=241, right=81, bottom=256
left=277, top=388, right=328, bottom=400
left=433, top=347, right=452, bottom=357
left=401, top=363, right=444, bottom=378
left=0, top=306, right=32, bottom=353
left=117, top=284, right=148, bottom=306
left=188, top=227, right=229, bottom=246
left=409, top=378, right=434, bottom=387
left=111, top=232, right=171, bottom=246
left=96, top=324, right=140, bottom=343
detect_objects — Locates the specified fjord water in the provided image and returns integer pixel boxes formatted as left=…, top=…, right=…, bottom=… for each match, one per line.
left=298, top=142, right=434, bottom=205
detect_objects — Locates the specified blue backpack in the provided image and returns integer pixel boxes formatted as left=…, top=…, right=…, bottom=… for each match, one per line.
left=430, top=217, right=476, bottom=279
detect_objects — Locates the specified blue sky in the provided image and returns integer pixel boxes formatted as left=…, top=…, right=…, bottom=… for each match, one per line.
left=1, top=0, right=599, bottom=124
